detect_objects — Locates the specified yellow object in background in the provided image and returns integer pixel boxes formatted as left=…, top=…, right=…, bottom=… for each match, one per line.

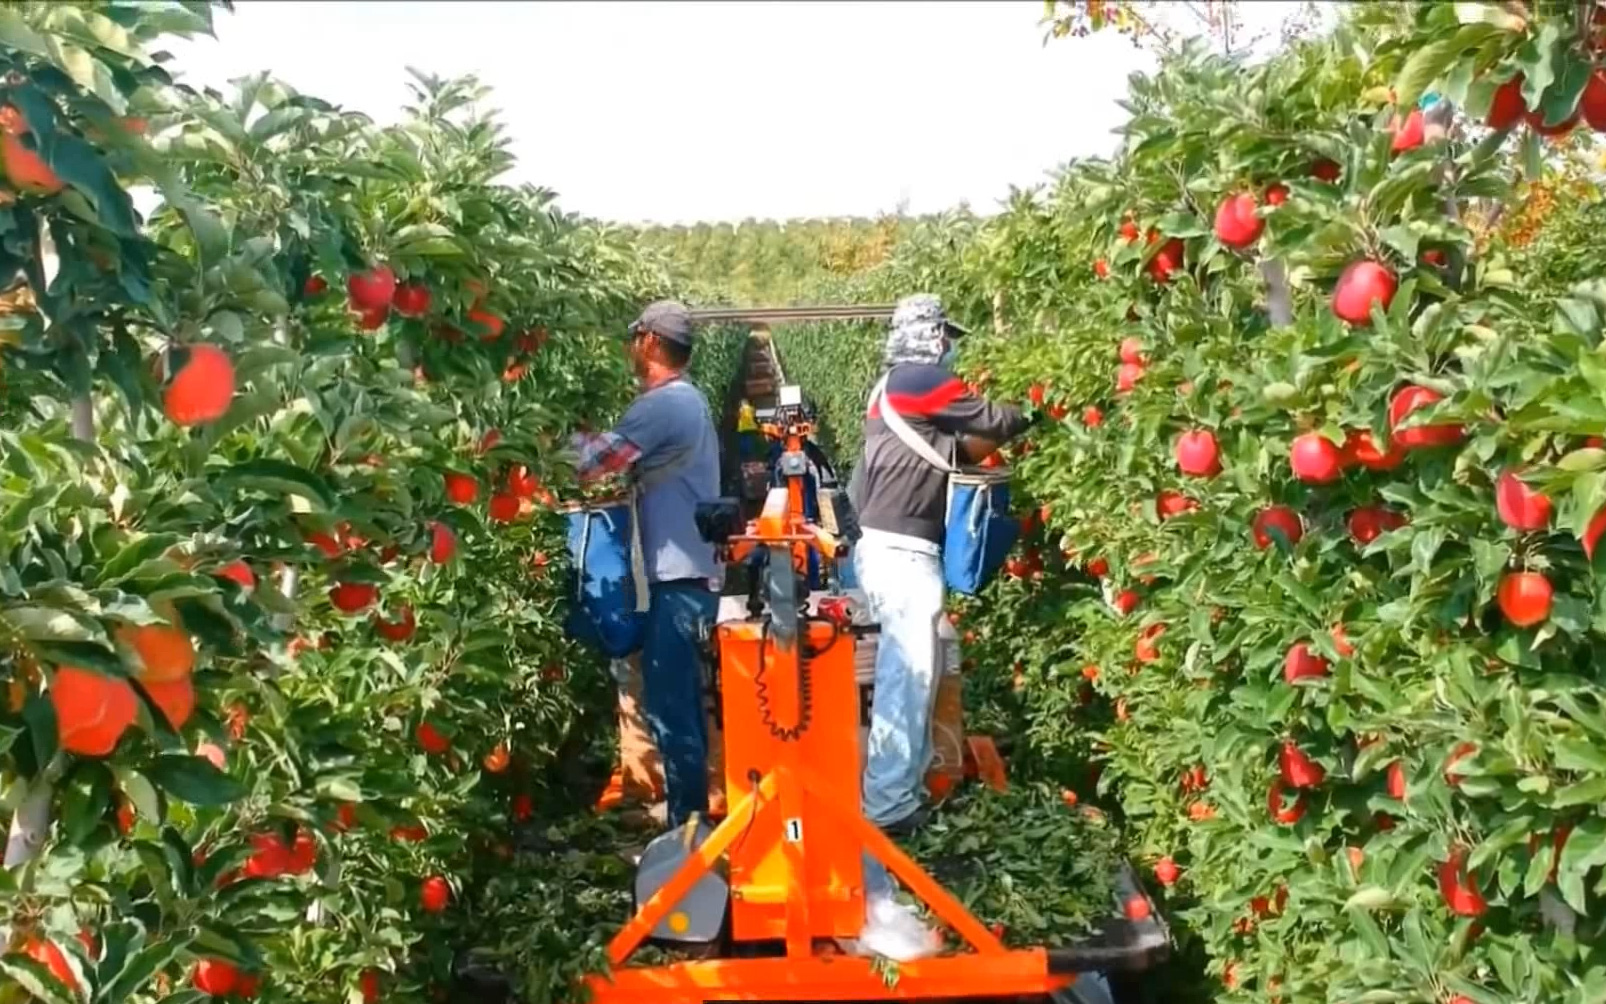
left=736, top=400, right=757, bottom=433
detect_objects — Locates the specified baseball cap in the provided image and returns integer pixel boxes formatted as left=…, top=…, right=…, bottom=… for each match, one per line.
left=891, top=293, right=970, bottom=338
left=628, top=300, right=695, bottom=346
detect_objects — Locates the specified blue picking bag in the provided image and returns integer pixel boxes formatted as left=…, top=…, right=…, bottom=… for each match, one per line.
left=941, top=468, right=1018, bottom=595
left=561, top=495, right=649, bottom=658
left=872, top=375, right=1017, bottom=596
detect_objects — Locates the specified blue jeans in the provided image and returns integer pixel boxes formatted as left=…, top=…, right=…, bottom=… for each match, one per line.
left=854, top=533, right=945, bottom=828
left=641, top=580, right=717, bottom=828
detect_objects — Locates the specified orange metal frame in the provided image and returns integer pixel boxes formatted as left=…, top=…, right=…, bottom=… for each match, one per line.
left=583, top=417, right=1072, bottom=1002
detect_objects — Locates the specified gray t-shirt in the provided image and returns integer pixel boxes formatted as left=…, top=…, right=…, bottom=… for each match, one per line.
left=614, top=378, right=720, bottom=584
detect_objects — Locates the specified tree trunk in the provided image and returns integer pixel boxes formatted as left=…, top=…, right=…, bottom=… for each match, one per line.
left=6, top=222, right=72, bottom=870
left=1261, top=259, right=1294, bottom=326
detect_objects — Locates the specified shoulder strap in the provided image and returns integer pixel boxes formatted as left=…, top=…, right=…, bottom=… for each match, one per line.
left=872, top=375, right=954, bottom=474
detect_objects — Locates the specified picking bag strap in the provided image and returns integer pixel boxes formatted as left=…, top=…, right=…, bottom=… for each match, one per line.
left=628, top=486, right=650, bottom=614
left=872, top=375, right=955, bottom=474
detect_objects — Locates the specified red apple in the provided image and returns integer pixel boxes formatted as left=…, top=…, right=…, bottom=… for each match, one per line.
left=1290, top=433, right=1343, bottom=484
left=1347, top=505, right=1406, bottom=545
left=1330, top=624, right=1354, bottom=657
left=1157, top=490, right=1197, bottom=519
left=347, top=265, right=396, bottom=311
left=1175, top=430, right=1222, bottom=477
left=1283, top=643, right=1329, bottom=683
left=1581, top=509, right=1606, bottom=559
left=1526, top=106, right=1580, bottom=138
left=1497, top=570, right=1552, bottom=627
left=1342, top=428, right=1404, bottom=471
left=1279, top=739, right=1326, bottom=789
left=1153, top=857, right=1180, bottom=886
left=1251, top=506, right=1303, bottom=550
left=1387, top=760, right=1407, bottom=799
left=1438, top=848, right=1488, bottom=917
left=1389, top=109, right=1425, bottom=153
left=444, top=472, right=479, bottom=504
left=1214, top=192, right=1263, bottom=249
left=392, top=282, right=431, bottom=317
left=1487, top=75, right=1527, bottom=130
left=1583, top=71, right=1606, bottom=131
left=1147, top=237, right=1185, bottom=283
left=1389, top=385, right=1464, bottom=450
left=1116, top=362, right=1144, bottom=394
left=1495, top=469, right=1551, bottom=531
left=329, top=582, right=377, bottom=614
left=1331, top=260, right=1397, bottom=325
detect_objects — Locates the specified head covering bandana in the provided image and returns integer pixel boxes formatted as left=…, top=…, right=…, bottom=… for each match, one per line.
left=883, top=294, right=952, bottom=368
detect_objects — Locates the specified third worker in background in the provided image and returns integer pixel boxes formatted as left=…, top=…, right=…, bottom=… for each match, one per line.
left=848, top=293, right=1030, bottom=836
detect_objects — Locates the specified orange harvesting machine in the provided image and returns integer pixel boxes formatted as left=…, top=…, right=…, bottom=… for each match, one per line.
left=582, top=383, right=1172, bottom=1004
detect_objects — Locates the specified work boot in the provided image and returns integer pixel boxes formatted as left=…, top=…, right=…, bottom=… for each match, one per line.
left=852, top=892, right=942, bottom=962
left=879, top=804, right=931, bottom=839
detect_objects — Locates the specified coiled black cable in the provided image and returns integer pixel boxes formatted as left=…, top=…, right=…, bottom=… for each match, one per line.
left=751, top=613, right=840, bottom=742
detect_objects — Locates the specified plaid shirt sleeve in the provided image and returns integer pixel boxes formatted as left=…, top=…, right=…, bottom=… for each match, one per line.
left=572, top=430, right=642, bottom=484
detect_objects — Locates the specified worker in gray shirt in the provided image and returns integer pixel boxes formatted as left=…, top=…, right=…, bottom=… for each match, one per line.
left=573, top=301, right=721, bottom=829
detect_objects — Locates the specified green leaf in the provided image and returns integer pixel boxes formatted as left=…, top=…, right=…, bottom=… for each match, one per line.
left=1553, top=775, right=1606, bottom=809
left=98, top=533, right=184, bottom=584
left=3, top=605, right=101, bottom=643
left=394, top=222, right=459, bottom=248
left=1538, top=52, right=1593, bottom=126
left=1455, top=2, right=1526, bottom=31
left=141, top=754, right=245, bottom=806
left=98, top=935, right=193, bottom=1004
left=0, top=956, right=78, bottom=1004
left=1558, top=449, right=1606, bottom=473
left=42, top=134, right=139, bottom=236
left=210, top=459, right=337, bottom=511
left=1552, top=736, right=1606, bottom=773
left=0, top=8, right=51, bottom=58
left=1410, top=526, right=1446, bottom=575
left=1380, top=224, right=1421, bottom=263
left=1557, top=818, right=1606, bottom=914
left=161, top=184, right=230, bottom=270
left=1343, top=885, right=1395, bottom=911
left=21, top=692, right=57, bottom=771
left=59, top=761, right=113, bottom=845
left=1394, top=26, right=1502, bottom=110
left=1345, top=906, right=1391, bottom=957
left=118, top=767, right=161, bottom=826
left=1521, top=127, right=1542, bottom=179
left=1516, top=23, right=1563, bottom=116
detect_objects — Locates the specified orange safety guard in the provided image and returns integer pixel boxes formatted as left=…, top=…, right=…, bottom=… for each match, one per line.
left=718, top=617, right=862, bottom=941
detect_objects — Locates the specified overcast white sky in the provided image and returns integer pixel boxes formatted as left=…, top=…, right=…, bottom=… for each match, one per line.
left=163, top=1, right=1321, bottom=225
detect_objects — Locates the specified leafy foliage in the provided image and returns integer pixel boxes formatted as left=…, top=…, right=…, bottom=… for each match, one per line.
left=753, top=3, right=1606, bottom=1002
left=631, top=216, right=917, bottom=306
left=0, top=5, right=667, bottom=1002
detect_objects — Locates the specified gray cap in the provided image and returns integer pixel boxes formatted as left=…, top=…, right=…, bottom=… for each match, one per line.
left=629, top=300, right=695, bottom=346
left=891, top=293, right=969, bottom=338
